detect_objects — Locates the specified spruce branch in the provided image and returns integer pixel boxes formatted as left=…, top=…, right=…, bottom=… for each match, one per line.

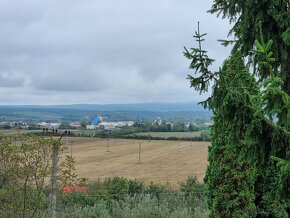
left=184, top=22, right=217, bottom=95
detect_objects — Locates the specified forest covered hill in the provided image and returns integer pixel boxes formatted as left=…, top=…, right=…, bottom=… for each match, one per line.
left=0, top=103, right=211, bottom=122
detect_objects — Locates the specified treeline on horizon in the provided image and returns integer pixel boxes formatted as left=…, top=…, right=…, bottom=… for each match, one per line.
left=0, top=107, right=211, bottom=123
left=33, top=120, right=211, bottom=142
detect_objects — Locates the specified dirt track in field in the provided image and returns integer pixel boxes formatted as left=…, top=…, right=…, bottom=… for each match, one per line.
left=62, top=138, right=209, bottom=187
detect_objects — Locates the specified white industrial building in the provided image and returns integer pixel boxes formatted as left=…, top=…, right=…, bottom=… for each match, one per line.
left=86, top=121, right=134, bottom=130
left=37, top=122, right=61, bottom=129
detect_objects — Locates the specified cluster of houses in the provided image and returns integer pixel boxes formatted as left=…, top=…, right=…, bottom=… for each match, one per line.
left=0, top=115, right=210, bottom=131
left=0, top=121, right=29, bottom=129
left=36, top=116, right=134, bottom=131
left=0, top=116, right=134, bottom=131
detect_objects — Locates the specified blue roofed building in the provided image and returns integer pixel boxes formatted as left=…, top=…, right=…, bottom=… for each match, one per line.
left=91, top=117, right=101, bottom=125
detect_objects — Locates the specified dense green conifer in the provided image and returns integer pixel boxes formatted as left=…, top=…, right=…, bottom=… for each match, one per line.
left=204, top=52, right=259, bottom=217
left=209, top=0, right=290, bottom=94
left=185, top=1, right=290, bottom=215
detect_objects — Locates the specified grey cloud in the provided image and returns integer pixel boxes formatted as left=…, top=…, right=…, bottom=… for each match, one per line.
left=0, top=0, right=231, bottom=104
left=0, top=71, right=27, bottom=87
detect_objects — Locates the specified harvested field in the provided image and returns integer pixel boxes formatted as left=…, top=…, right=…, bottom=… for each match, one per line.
left=62, top=137, right=209, bottom=187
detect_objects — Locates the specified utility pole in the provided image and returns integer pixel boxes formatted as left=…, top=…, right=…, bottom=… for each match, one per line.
left=48, top=140, right=59, bottom=218
left=107, top=138, right=110, bottom=152
left=107, top=130, right=110, bottom=152
left=70, top=140, right=73, bottom=157
left=48, top=131, right=68, bottom=218
left=65, top=135, right=71, bottom=157
left=138, top=142, right=142, bottom=163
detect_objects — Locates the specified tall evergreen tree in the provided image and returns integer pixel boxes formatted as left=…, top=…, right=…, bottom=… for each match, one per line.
left=208, top=1, right=290, bottom=215
left=185, top=4, right=290, bottom=214
left=204, top=52, right=259, bottom=217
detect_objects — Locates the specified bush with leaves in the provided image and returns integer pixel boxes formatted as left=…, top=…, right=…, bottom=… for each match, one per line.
left=57, top=176, right=208, bottom=218
left=0, top=134, right=78, bottom=217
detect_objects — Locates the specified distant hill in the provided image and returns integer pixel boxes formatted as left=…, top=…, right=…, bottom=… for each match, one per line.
left=1, top=102, right=206, bottom=112
left=0, top=102, right=211, bottom=122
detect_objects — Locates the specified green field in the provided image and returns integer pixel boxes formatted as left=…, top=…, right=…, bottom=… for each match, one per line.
left=134, top=131, right=203, bottom=139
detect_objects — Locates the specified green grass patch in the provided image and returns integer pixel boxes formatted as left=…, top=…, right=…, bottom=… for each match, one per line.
left=134, top=131, right=202, bottom=139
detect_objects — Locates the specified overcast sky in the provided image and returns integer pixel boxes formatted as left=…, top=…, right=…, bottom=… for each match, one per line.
left=0, top=0, right=231, bottom=105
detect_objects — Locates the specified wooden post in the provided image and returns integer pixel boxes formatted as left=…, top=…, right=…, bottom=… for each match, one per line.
left=66, top=135, right=72, bottom=157
left=138, top=142, right=142, bottom=163
left=48, top=142, right=59, bottom=218
left=106, top=130, right=110, bottom=152
left=48, top=133, right=64, bottom=218
left=70, top=140, right=73, bottom=157
left=107, top=138, right=110, bottom=152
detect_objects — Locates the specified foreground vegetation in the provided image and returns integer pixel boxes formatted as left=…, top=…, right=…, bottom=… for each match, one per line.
left=0, top=134, right=208, bottom=217
left=57, top=177, right=208, bottom=218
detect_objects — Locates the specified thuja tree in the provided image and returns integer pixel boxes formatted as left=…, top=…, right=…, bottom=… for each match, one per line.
left=206, top=52, right=260, bottom=217
left=184, top=22, right=289, bottom=216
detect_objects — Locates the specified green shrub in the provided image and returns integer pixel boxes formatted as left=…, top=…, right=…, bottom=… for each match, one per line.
left=57, top=202, right=110, bottom=218
left=59, top=190, right=95, bottom=207
left=58, top=193, right=209, bottom=218
left=179, top=176, right=204, bottom=198
left=179, top=176, right=207, bottom=213
left=145, top=182, right=165, bottom=200
left=128, top=179, right=144, bottom=196
left=103, top=177, right=129, bottom=201
left=57, top=177, right=209, bottom=217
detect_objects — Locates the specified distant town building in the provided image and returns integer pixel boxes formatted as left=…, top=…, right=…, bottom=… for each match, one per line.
left=0, top=121, right=29, bottom=129
left=86, top=125, right=96, bottom=130
left=91, top=117, right=101, bottom=125
left=86, top=121, right=134, bottom=130
left=69, top=122, right=82, bottom=129
left=98, top=122, right=117, bottom=130
left=37, top=122, right=61, bottom=129
left=98, top=121, right=134, bottom=130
